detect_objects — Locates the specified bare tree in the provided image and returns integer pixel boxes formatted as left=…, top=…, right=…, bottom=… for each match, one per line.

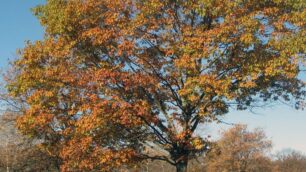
left=205, top=124, right=273, bottom=172
left=274, top=149, right=306, bottom=172
left=0, top=112, right=60, bottom=172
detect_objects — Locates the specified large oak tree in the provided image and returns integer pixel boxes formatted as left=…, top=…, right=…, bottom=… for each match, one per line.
left=6, top=0, right=305, bottom=171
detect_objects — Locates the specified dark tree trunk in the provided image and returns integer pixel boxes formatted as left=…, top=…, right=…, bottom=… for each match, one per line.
left=176, top=159, right=188, bottom=172
left=172, top=139, right=190, bottom=172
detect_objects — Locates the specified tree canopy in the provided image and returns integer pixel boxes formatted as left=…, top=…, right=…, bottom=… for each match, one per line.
left=6, top=0, right=305, bottom=171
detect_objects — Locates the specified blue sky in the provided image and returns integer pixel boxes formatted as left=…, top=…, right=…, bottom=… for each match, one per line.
left=0, top=1, right=44, bottom=69
left=0, top=1, right=305, bottom=154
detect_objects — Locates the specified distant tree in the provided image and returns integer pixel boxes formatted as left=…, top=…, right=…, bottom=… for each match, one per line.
left=206, top=124, right=273, bottom=172
left=6, top=0, right=305, bottom=171
left=0, top=113, right=20, bottom=172
left=274, top=149, right=306, bottom=172
left=0, top=112, right=60, bottom=172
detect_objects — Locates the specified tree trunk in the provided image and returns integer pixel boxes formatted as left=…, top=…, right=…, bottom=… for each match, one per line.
left=176, top=160, right=188, bottom=172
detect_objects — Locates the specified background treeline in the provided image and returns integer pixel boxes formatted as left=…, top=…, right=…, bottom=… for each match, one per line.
left=0, top=112, right=60, bottom=172
left=1, top=113, right=305, bottom=172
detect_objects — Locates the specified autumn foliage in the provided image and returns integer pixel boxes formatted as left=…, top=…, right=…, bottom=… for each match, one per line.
left=6, top=0, right=305, bottom=171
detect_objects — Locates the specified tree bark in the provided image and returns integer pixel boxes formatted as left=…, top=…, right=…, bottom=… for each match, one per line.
left=176, top=160, right=188, bottom=172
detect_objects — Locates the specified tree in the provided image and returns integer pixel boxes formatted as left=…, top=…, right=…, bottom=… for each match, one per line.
left=205, top=124, right=273, bottom=172
left=274, top=149, right=306, bottom=172
left=0, top=112, right=60, bottom=172
left=6, top=0, right=305, bottom=171
left=0, top=113, right=20, bottom=172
